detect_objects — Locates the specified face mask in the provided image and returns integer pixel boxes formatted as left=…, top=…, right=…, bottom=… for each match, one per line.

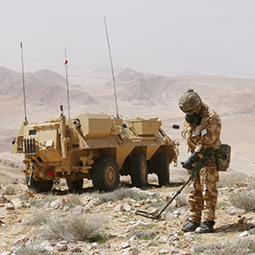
left=185, top=112, right=202, bottom=125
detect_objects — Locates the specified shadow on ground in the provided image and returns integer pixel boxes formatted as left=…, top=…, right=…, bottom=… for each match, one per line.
left=39, top=180, right=187, bottom=196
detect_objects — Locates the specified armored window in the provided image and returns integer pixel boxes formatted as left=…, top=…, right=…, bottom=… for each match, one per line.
left=29, top=130, right=37, bottom=135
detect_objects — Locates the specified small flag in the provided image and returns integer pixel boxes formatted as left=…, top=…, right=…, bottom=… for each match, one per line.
left=64, top=59, right=68, bottom=65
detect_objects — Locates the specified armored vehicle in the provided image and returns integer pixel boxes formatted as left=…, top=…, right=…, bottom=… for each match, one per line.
left=12, top=106, right=179, bottom=192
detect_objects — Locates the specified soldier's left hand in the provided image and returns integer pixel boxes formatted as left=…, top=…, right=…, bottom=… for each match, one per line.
left=181, top=152, right=200, bottom=170
left=181, top=159, right=193, bottom=170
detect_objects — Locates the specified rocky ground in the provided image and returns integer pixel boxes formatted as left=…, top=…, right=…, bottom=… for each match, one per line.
left=0, top=174, right=255, bottom=255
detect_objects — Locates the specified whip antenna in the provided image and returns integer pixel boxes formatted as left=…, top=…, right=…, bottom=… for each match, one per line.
left=20, top=42, right=28, bottom=122
left=64, top=48, right=70, bottom=119
left=104, top=15, right=119, bottom=118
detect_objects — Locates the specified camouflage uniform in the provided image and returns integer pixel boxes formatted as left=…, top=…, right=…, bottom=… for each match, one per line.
left=186, top=102, right=221, bottom=223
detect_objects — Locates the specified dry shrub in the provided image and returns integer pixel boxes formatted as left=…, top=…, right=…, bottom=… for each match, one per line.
left=229, top=191, right=255, bottom=211
left=65, top=194, right=83, bottom=208
left=148, top=200, right=175, bottom=213
left=94, top=188, right=154, bottom=202
left=4, top=185, right=16, bottom=195
left=129, top=223, right=157, bottom=240
left=15, top=241, right=51, bottom=255
left=25, top=213, right=49, bottom=226
left=43, top=214, right=105, bottom=242
left=247, top=178, right=255, bottom=189
left=217, top=175, right=248, bottom=188
left=18, top=193, right=47, bottom=209
left=19, top=194, right=57, bottom=208
left=173, top=194, right=189, bottom=208
left=132, top=230, right=156, bottom=240
left=193, top=236, right=255, bottom=255
left=148, top=193, right=188, bottom=213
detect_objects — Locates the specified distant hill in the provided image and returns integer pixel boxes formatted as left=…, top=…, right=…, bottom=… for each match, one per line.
left=28, top=69, right=67, bottom=87
left=111, top=68, right=255, bottom=117
left=30, top=69, right=82, bottom=90
left=1, top=66, right=255, bottom=120
left=0, top=66, right=97, bottom=109
left=105, top=68, right=144, bottom=87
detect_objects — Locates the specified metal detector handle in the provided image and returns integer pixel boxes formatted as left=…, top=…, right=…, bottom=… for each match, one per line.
left=156, top=146, right=215, bottom=219
left=189, top=147, right=216, bottom=177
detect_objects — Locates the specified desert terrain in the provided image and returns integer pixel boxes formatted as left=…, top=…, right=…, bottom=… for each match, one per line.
left=0, top=66, right=254, bottom=180
left=0, top=66, right=255, bottom=254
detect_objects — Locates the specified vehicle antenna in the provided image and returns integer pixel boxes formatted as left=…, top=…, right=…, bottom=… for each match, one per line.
left=103, top=15, right=119, bottom=118
left=20, top=42, right=28, bottom=123
left=64, top=48, right=70, bottom=119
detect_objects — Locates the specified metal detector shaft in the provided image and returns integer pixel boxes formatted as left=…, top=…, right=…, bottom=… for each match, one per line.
left=135, top=147, right=215, bottom=220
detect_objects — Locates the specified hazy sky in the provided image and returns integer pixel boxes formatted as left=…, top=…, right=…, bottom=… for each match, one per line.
left=1, top=0, right=255, bottom=79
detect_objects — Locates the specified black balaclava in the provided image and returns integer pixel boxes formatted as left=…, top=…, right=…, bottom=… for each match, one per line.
left=185, top=112, right=202, bottom=125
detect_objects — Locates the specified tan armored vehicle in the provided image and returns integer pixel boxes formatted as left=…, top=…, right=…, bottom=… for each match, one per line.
left=12, top=106, right=179, bottom=192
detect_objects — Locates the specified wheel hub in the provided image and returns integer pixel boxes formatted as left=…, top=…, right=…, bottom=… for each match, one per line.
left=105, top=166, right=115, bottom=185
left=141, top=162, right=146, bottom=180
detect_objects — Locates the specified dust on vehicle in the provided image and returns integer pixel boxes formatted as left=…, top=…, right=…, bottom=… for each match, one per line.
left=12, top=106, right=179, bottom=192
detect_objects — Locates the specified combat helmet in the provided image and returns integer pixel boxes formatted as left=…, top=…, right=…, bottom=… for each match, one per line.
left=179, top=89, right=202, bottom=113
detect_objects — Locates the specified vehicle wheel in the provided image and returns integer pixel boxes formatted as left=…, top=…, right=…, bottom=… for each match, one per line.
left=130, top=153, right=148, bottom=188
left=92, top=156, right=119, bottom=192
left=67, top=179, right=83, bottom=192
left=26, top=176, right=53, bottom=192
left=157, top=153, right=170, bottom=186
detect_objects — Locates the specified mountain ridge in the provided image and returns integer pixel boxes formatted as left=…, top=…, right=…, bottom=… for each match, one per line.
left=0, top=67, right=97, bottom=109
left=1, top=66, right=255, bottom=118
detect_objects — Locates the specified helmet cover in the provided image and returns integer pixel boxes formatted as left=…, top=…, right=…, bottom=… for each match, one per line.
left=179, top=89, right=202, bottom=112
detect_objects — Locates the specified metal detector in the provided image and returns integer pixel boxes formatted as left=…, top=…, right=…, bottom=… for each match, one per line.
left=135, top=147, right=216, bottom=220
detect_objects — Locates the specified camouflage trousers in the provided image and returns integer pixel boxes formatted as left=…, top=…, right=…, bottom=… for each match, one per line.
left=188, top=165, right=219, bottom=223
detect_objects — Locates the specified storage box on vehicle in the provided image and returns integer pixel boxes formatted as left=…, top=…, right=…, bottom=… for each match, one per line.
left=77, top=113, right=112, bottom=137
left=130, top=118, right=159, bottom=135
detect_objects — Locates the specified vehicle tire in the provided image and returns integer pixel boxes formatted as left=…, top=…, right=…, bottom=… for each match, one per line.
left=67, top=179, right=83, bottom=192
left=157, top=153, right=170, bottom=186
left=92, top=156, right=119, bottom=192
left=130, top=153, right=148, bottom=188
left=26, top=176, right=53, bottom=192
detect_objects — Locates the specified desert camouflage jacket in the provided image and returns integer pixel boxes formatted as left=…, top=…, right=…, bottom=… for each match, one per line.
left=186, top=102, right=221, bottom=153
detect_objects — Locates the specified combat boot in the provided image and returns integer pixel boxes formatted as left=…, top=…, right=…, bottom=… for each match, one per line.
left=195, top=221, right=215, bottom=233
left=181, top=220, right=200, bottom=232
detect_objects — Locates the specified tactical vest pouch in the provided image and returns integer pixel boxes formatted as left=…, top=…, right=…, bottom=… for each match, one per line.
left=216, top=144, right=231, bottom=171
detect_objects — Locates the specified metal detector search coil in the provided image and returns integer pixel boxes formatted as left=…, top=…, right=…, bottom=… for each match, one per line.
left=135, top=210, right=161, bottom=220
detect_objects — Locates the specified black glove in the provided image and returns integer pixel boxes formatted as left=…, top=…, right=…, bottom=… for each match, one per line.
left=181, top=152, right=200, bottom=170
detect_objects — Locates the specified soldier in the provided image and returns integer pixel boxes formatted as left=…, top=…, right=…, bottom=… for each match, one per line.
left=179, top=89, right=221, bottom=233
